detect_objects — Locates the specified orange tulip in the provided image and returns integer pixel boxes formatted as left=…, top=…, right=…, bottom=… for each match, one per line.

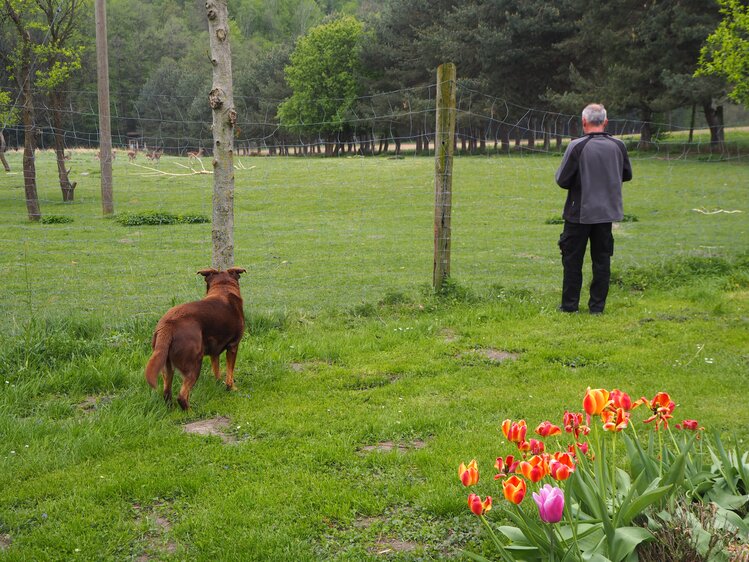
left=552, top=451, right=576, bottom=468
left=583, top=387, right=610, bottom=416
left=468, top=493, right=492, bottom=516
left=535, top=420, right=562, bottom=437
left=502, top=419, right=527, bottom=445
left=459, top=459, right=479, bottom=487
left=518, top=455, right=548, bottom=483
left=503, top=475, right=527, bottom=504
left=638, top=392, right=676, bottom=430
left=602, top=407, right=630, bottom=432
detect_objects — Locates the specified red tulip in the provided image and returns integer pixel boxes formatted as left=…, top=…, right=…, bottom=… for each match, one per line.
left=494, top=455, right=519, bottom=479
left=549, top=459, right=572, bottom=481
left=503, top=475, right=527, bottom=504
left=529, top=439, right=545, bottom=455
left=609, top=389, right=632, bottom=411
left=676, top=419, right=703, bottom=431
left=468, top=493, right=492, bottom=516
left=535, top=421, right=562, bottom=437
left=563, top=411, right=590, bottom=440
left=459, top=459, right=479, bottom=487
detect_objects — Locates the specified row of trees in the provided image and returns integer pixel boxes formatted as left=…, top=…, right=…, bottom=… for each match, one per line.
left=1, top=0, right=748, bottom=218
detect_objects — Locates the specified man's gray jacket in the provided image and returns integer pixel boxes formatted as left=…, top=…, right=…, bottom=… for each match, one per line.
left=555, top=132, right=633, bottom=224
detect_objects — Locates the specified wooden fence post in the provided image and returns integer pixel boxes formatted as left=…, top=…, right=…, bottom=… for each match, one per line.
left=206, top=0, right=236, bottom=270
left=95, top=0, right=114, bottom=215
left=433, top=63, right=457, bottom=292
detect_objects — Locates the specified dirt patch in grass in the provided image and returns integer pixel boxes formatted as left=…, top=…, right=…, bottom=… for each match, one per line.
left=0, top=534, right=11, bottom=550
left=182, top=416, right=236, bottom=444
left=461, top=348, right=519, bottom=363
left=440, top=328, right=459, bottom=343
left=77, top=395, right=111, bottom=413
left=133, top=501, right=178, bottom=561
left=371, top=538, right=419, bottom=555
left=358, top=440, right=426, bottom=454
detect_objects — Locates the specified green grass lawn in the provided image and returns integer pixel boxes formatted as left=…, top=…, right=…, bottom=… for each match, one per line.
left=0, top=151, right=747, bottom=560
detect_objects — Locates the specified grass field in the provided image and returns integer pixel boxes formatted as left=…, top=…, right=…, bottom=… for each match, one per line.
left=0, top=150, right=748, bottom=560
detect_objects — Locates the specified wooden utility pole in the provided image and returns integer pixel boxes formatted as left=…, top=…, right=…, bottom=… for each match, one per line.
left=206, top=0, right=236, bottom=270
left=433, top=63, right=457, bottom=292
left=95, top=0, right=114, bottom=215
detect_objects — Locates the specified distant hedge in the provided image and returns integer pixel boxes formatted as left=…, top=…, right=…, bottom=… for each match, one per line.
left=114, top=211, right=209, bottom=226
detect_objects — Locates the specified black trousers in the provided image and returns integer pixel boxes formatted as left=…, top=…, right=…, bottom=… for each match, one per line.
left=558, top=221, right=614, bottom=313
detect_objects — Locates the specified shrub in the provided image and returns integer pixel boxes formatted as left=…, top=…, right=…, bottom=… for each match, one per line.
left=114, top=211, right=209, bottom=226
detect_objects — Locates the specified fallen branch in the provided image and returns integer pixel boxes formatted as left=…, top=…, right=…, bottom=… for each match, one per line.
left=692, top=208, right=743, bottom=215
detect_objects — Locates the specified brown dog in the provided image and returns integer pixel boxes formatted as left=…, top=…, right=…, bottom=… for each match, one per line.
left=145, top=267, right=246, bottom=410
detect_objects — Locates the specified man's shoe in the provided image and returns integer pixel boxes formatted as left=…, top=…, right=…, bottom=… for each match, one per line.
left=558, top=306, right=578, bottom=313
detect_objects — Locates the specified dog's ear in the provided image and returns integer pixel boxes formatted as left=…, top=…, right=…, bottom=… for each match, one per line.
left=227, top=267, right=246, bottom=280
left=197, top=268, right=219, bottom=278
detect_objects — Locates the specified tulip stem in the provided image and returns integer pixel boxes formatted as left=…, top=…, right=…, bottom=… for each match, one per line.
left=479, top=515, right=514, bottom=562
left=611, top=435, right=617, bottom=513
left=546, top=526, right=557, bottom=562
left=564, top=490, right=581, bottom=556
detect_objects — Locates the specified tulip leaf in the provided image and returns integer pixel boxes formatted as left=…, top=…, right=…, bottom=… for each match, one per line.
left=707, top=485, right=749, bottom=511
left=462, top=550, right=497, bottom=562
left=619, top=484, right=673, bottom=526
left=714, top=505, right=749, bottom=535
left=609, top=526, right=654, bottom=562
left=662, top=432, right=696, bottom=488
left=497, top=525, right=530, bottom=544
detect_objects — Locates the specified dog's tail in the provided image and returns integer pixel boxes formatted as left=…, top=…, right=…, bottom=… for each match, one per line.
left=145, top=327, right=172, bottom=388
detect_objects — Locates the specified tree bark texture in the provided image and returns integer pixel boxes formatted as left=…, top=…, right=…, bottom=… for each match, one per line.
left=51, top=92, right=76, bottom=201
left=206, top=0, right=236, bottom=270
left=0, top=130, right=9, bottom=172
left=6, top=3, right=41, bottom=220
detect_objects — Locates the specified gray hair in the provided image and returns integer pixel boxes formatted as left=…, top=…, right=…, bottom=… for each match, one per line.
left=582, top=104, right=607, bottom=126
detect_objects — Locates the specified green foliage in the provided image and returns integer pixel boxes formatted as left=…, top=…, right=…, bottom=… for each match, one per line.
left=698, top=0, right=749, bottom=107
left=277, top=15, right=365, bottom=135
left=613, top=256, right=742, bottom=291
left=0, top=90, right=19, bottom=126
left=114, top=211, right=209, bottom=226
left=39, top=214, right=74, bottom=224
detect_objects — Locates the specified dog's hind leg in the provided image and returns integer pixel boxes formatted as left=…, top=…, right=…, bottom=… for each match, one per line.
left=224, top=345, right=239, bottom=391
left=176, top=368, right=199, bottom=411
left=162, top=361, right=174, bottom=404
left=210, top=355, right=221, bottom=381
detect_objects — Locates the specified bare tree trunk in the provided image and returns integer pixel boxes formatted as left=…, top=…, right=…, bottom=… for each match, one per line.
left=703, top=101, right=725, bottom=151
left=21, top=59, right=41, bottom=221
left=206, top=0, right=236, bottom=270
left=6, top=9, right=41, bottom=220
left=51, top=92, right=76, bottom=201
left=0, top=130, right=9, bottom=172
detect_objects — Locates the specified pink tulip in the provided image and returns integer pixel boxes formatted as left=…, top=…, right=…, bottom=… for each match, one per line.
left=532, top=484, right=565, bottom=523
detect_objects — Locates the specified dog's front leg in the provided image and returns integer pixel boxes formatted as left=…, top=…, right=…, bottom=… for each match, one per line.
left=210, top=355, right=221, bottom=381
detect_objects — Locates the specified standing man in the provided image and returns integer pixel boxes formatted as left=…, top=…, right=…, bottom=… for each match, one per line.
left=555, top=104, right=633, bottom=314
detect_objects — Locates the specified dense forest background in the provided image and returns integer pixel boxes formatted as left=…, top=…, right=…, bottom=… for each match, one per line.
left=1, top=0, right=747, bottom=157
